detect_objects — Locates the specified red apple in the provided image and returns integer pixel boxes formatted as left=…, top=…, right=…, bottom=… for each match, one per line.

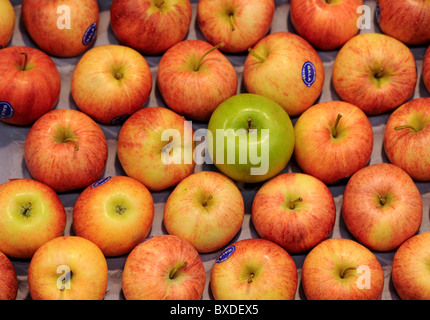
left=71, top=44, right=153, bottom=124
left=243, top=32, right=325, bottom=116
left=210, top=238, right=298, bottom=300
left=377, top=0, right=430, bottom=45
left=392, top=231, right=430, bottom=300
left=424, top=46, right=430, bottom=94
left=290, top=0, right=363, bottom=51
left=110, top=0, right=192, bottom=55
left=197, top=0, right=275, bottom=53
left=24, top=109, right=108, bottom=193
left=384, top=98, right=430, bottom=181
left=28, top=236, right=108, bottom=300
left=294, top=101, right=373, bottom=184
left=332, top=33, right=417, bottom=115
left=0, top=250, right=18, bottom=300
left=0, top=179, right=66, bottom=259
left=157, top=40, right=238, bottom=121
left=117, top=106, right=195, bottom=192
left=252, top=172, right=336, bottom=254
left=122, top=234, right=206, bottom=300
left=73, top=176, right=154, bottom=257
left=342, top=163, right=423, bottom=252
left=22, top=0, right=99, bottom=58
left=164, top=171, right=244, bottom=253
left=0, top=0, right=15, bottom=49
left=302, top=238, right=385, bottom=300
left=0, top=46, right=61, bottom=125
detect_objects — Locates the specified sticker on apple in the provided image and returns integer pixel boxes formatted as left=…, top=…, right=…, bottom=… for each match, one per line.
left=302, top=61, right=316, bottom=87
left=90, top=176, right=111, bottom=188
left=215, top=245, right=236, bottom=263
left=0, top=101, right=14, bottom=119
left=82, top=22, right=97, bottom=46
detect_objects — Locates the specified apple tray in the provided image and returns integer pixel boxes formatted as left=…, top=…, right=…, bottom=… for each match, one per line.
left=5, top=0, right=430, bottom=300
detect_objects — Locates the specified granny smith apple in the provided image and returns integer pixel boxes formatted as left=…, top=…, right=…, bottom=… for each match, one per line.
left=207, top=93, right=294, bottom=183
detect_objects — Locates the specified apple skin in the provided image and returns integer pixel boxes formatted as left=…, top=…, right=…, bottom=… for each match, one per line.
left=110, top=0, right=192, bottom=55
left=0, top=46, right=61, bottom=126
left=0, top=179, right=66, bottom=259
left=117, top=106, right=195, bottom=192
left=28, top=236, right=108, bottom=300
left=71, top=44, right=152, bottom=124
left=164, top=171, right=244, bottom=253
left=377, top=0, right=430, bottom=45
left=392, top=231, right=430, bottom=300
left=197, top=0, right=275, bottom=53
left=210, top=238, right=298, bottom=300
left=207, top=93, right=295, bottom=184
left=302, top=238, right=384, bottom=300
left=424, top=46, right=430, bottom=94
left=157, top=40, right=238, bottom=121
left=342, top=163, right=423, bottom=252
left=73, top=176, right=154, bottom=257
left=332, top=33, right=417, bottom=115
left=252, top=172, right=336, bottom=254
left=0, top=0, right=15, bottom=49
left=22, top=0, right=99, bottom=58
left=384, top=98, right=430, bottom=182
left=290, top=0, right=363, bottom=51
left=243, top=32, right=325, bottom=117
left=294, top=101, right=373, bottom=184
left=24, top=109, right=108, bottom=193
left=122, top=234, right=206, bottom=300
left=0, top=250, right=18, bottom=300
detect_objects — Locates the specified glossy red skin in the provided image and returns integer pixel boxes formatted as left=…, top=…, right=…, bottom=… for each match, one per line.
left=0, top=46, right=60, bottom=125
left=0, top=251, right=18, bottom=300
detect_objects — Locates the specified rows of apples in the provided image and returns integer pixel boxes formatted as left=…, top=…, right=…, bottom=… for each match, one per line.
left=0, top=0, right=429, bottom=301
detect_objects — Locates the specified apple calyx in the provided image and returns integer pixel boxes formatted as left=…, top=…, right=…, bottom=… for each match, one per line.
left=169, top=261, right=187, bottom=279
left=20, top=52, right=28, bottom=71
left=247, top=273, right=255, bottom=283
left=154, top=0, right=164, bottom=9
left=202, top=195, right=213, bottom=208
left=20, top=202, right=32, bottom=218
left=115, top=204, right=127, bottom=215
left=378, top=194, right=387, bottom=206
left=331, top=114, right=343, bottom=138
left=288, top=197, right=303, bottom=210
left=374, top=67, right=385, bottom=80
left=247, top=48, right=266, bottom=63
left=339, top=266, right=356, bottom=279
left=193, top=42, right=225, bottom=72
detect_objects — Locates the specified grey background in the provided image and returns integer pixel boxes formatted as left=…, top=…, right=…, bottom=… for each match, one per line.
left=4, top=0, right=430, bottom=300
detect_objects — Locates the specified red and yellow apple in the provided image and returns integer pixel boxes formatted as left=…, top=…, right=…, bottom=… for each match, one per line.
left=73, top=175, right=154, bottom=257
left=0, top=250, right=18, bottom=300
left=122, top=234, right=206, bottom=300
left=71, top=44, right=153, bottom=124
left=0, top=179, right=66, bottom=259
left=342, top=163, right=423, bottom=252
left=164, top=171, right=244, bottom=253
left=24, top=109, right=108, bottom=193
left=0, top=0, right=15, bottom=49
left=22, top=0, right=99, bottom=57
left=110, top=0, right=192, bottom=55
left=0, top=46, right=61, bottom=125
left=157, top=40, right=237, bottom=121
left=424, top=46, right=430, bottom=93
left=28, top=236, right=108, bottom=300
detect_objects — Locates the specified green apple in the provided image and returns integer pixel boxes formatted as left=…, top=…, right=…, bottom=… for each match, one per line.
left=207, top=93, right=294, bottom=184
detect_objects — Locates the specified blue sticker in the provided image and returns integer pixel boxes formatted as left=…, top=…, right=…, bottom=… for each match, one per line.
left=0, top=101, right=14, bottom=119
left=91, top=176, right=111, bottom=188
left=302, top=61, right=316, bottom=87
left=111, top=113, right=130, bottom=125
left=82, top=22, right=97, bottom=46
left=216, top=245, right=236, bottom=263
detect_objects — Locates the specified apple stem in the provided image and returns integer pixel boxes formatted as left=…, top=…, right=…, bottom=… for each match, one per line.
left=20, top=52, right=28, bottom=71
left=65, top=137, right=79, bottom=151
left=194, top=42, right=225, bottom=72
left=340, top=267, right=356, bottom=279
left=247, top=48, right=266, bottom=63
left=395, top=125, right=416, bottom=132
left=248, top=273, right=255, bottom=283
left=332, top=113, right=343, bottom=138
left=229, top=14, right=236, bottom=31
left=288, top=197, right=303, bottom=210
left=378, top=195, right=386, bottom=206
left=247, top=117, right=253, bottom=130
left=169, top=261, right=187, bottom=279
